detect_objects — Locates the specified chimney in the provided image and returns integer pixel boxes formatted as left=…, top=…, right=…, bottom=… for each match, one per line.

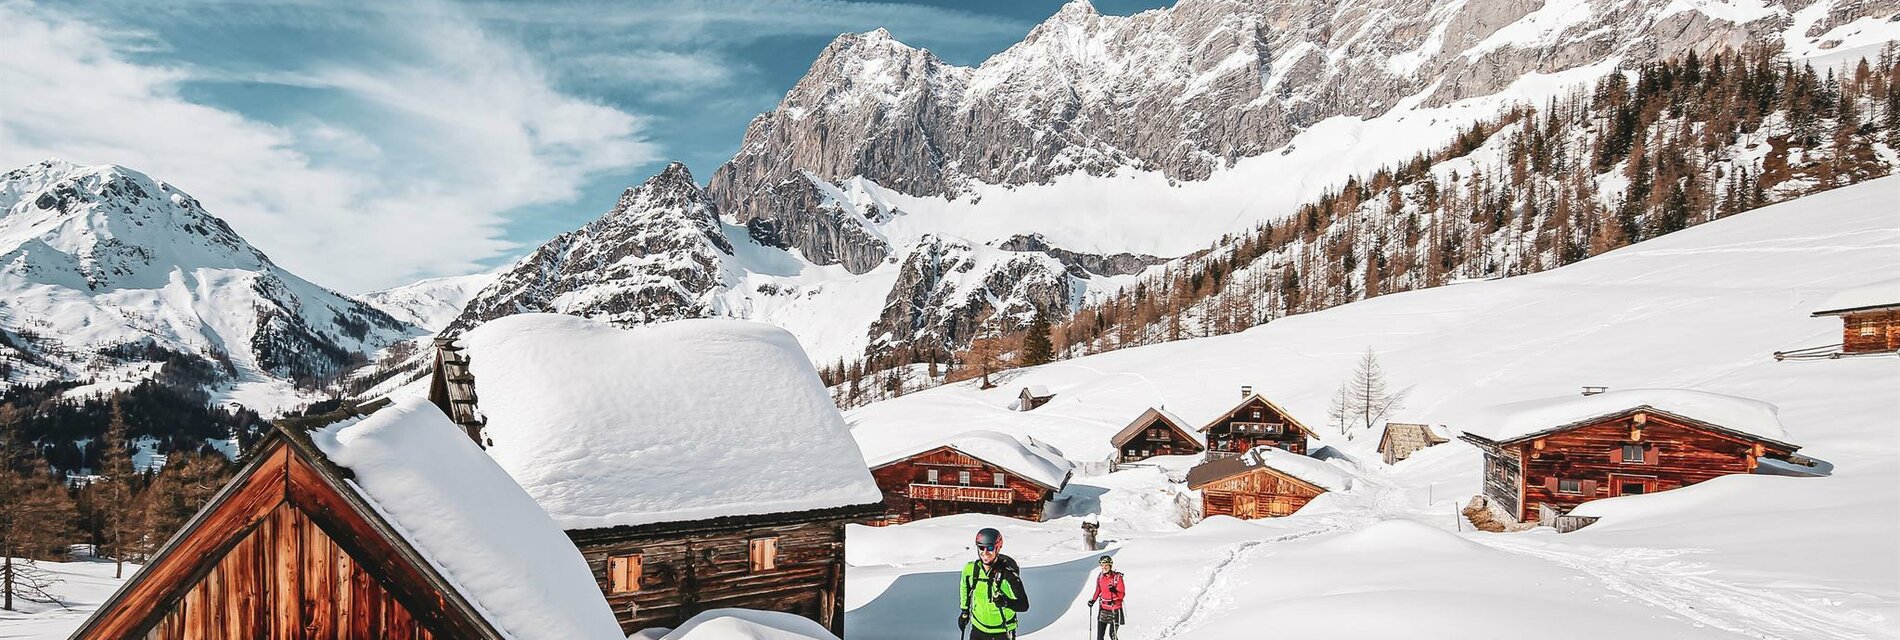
left=1581, top=386, right=1608, bottom=396
left=1240, top=385, right=1253, bottom=398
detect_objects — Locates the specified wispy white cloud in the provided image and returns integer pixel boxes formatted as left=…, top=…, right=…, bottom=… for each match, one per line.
left=0, top=0, right=655, bottom=293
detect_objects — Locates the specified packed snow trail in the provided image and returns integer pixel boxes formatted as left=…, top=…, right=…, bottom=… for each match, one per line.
left=1478, top=537, right=1889, bottom=640
left=1150, top=522, right=1350, bottom=639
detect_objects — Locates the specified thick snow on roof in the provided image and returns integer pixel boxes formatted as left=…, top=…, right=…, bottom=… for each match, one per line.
left=1454, top=388, right=1793, bottom=446
left=310, top=397, right=624, bottom=640
left=1022, top=385, right=1053, bottom=398
left=867, top=430, right=1074, bottom=491
left=1190, top=445, right=1356, bottom=492
left=1813, top=277, right=1900, bottom=314
left=458, top=313, right=882, bottom=530
left=656, top=608, right=839, bottom=640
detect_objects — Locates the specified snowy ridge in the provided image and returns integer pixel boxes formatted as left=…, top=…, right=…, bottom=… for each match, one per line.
left=360, top=272, right=497, bottom=333
left=0, top=159, right=416, bottom=412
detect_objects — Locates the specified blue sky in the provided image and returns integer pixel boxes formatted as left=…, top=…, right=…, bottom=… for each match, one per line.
left=0, top=0, right=1170, bottom=292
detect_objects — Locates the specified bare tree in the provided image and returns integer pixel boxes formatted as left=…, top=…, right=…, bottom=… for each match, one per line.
left=1330, top=347, right=1411, bottom=440
left=98, top=396, right=141, bottom=579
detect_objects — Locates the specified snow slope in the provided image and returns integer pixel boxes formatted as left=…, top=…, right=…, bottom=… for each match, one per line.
left=359, top=272, right=497, bottom=333
left=842, top=175, right=1900, bottom=639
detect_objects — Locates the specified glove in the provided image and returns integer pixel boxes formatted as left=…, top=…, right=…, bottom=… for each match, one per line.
left=957, top=611, right=969, bottom=630
left=1087, top=600, right=1096, bottom=607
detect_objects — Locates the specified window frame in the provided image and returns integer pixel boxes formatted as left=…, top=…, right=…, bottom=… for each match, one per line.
left=1622, top=444, right=1646, bottom=463
left=993, top=472, right=1007, bottom=487
left=926, top=468, right=939, bottom=483
left=959, top=470, right=971, bottom=485
left=1557, top=479, right=1584, bottom=494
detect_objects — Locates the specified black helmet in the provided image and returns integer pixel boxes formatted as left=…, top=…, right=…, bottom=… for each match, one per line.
left=974, top=527, right=1003, bottom=552
left=1098, top=555, right=1113, bottom=566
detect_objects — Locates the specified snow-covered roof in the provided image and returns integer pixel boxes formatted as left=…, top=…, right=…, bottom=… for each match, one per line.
left=866, top=430, right=1075, bottom=491
left=655, top=608, right=840, bottom=640
left=1453, top=388, right=1797, bottom=448
left=1110, top=406, right=1204, bottom=447
left=1186, top=445, right=1356, bottom=492
left=1021, top=385, right=1054, bottom=398
left=456, top=313, right=883, bottom=530
left=1813, top=277, right=1900, bottom=315
left=309, top=396, right=624, bottom=640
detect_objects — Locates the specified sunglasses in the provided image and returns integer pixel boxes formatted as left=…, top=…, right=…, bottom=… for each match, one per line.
left=975, top=544, right=998, bottom=552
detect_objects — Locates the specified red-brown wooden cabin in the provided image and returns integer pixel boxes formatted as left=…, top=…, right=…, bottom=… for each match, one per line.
left=1111, top=407, right=1204, bottom=463
left=1811, top=279, right=1900, bottom=354
left=1186, top=445, right=1354, bottom=519
left=867, top=430, right=1074, bottom=524
left=1457, top=388, right=1802, bottom=524
left=67, top=397, right=624, bottom=640
left=1198, top=386, right=1317, bottom=461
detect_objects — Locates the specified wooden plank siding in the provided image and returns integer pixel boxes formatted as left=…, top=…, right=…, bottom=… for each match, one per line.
left=1841, top=309, right=1900, bottom=354
left=868, top=447, right=1058, bottom=524
left=1502, top=412, right=1795, bottom=522
left=1195, top=467, right=1326, bottom=519
left=572, top=519, right=847, bottom=637
left=1115, top=413, right=1203, bottom=464
left=1203, top=396, right=1309, bottom=459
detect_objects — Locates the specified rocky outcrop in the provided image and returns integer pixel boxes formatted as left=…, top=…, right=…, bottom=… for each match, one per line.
left=741, top=174, right=892, bottom=274
left=995, top=234, right=1165, bottom=278
left=868, top=236, right=1077, bottom=352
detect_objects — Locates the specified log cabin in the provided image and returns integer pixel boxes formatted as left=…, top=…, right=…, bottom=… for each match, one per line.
left=1018, top=385, right=1056, bottom=411
left=1110, top=407, right=1204, bottom=463
left=1456, top=388, right=1802, bottom=524
left=1198, top=386, right=1317, bottom=461
left=435, top=314, right=884, bottom=637
left=67, top=396, right=624, bottom=640
left=866, top=430, right=1075, bottom=524
left=1186, top=445, right=1354, bottom=519
left=1810, top=278, right=1900, bottom=355
left=1377, top=422, right=1450, bottom=464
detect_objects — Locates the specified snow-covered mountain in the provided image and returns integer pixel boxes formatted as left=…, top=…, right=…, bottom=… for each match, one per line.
left=445, top=0, right=1896, bottom=363
left=361, top=272, right=497, bottom=333
left=0, top=159, right=417, bottom=408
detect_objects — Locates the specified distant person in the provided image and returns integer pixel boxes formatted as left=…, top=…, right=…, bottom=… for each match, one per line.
left=1087, top=555, right=1126, bottom=640
left=959, top=527, right=1028, bottom=639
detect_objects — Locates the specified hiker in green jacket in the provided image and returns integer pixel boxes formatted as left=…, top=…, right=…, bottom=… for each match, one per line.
left=958, top=527, right=1029, bottom=639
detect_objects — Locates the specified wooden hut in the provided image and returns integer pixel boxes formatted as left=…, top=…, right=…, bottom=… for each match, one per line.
left=867, top=430, right=1074, bottom=524
left=1811, top=278, right=1900, bottom=354
left=1186, top=445, right=1353, bottom=519
left=1018, top=385, right=1056, bottom=411
left=1377, top=422, right=1450, bottom=464
left=1110, top=407, right=1204, bottom=463
left=1198, top=386, right=1317, bottom=461
left=68, top=397, right=624, bottom=640
left=1456, top=388, right=1801, bottom=524
left=436, top=314, right=884, bottom=637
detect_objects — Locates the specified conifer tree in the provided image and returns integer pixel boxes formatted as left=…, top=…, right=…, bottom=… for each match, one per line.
left=1, top=406, right=76, bottom=611
left=1022, top=307, right=1055, bottom=366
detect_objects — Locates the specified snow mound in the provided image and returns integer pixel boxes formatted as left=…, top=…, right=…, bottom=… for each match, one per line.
left=1813, top=276, right=1900, bottom=314
left=457, top=313, right=882, bottom=530
left=1310, top=519, right=1489, bottom=556
left=1453, top=388, right=1793, bottom=446
left=866, top=429, right=1074, bottom=490
left=659, top=608, right=839, bottom=640
left=310, top=396, right=623, bottom=640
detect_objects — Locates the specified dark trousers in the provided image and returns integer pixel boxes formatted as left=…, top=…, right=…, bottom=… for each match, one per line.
left=970, top=630, right=1015, bottom=640
left=1095, top=607, right=1125, bottom=640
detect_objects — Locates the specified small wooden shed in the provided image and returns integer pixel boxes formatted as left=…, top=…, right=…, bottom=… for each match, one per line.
left=1199, top=386, right=1317, bottom=461
left=1110, top=407, right=1204, bottom=463
left=1457, top=388, right=1801, bottom=524
left=1377, top=422, right=1450, bottom=464
left=1018, top=385, right=1056, bottom=411
left=67, top=397, right=624, bottom=640
left=1186, top=445, right=1353, bottom=519
left=867, top=430, right=1074, bottom=524
left=1810, top=278, right=1900, bottom=354
left=438, top=314, right=885, bottom=637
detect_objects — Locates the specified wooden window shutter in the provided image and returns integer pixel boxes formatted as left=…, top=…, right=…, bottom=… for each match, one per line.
left=1580, top=480, right=1598, bottom=495
left=1644, top=445, right=1659, bottom=465
left=1543, top=476, right=1558, bottom=492
left=749, top=537, right=779, bottom=572
left=608, top=554, right=643, bottom=594
left=1608, top=447, right=1622, bottom=463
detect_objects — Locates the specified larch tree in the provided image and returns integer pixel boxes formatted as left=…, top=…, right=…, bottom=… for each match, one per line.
left=1, top=405, right=76, bottom=611
left=97, top=396, right=141, bottom=579
left=1330, top=347, right=1410, bottom=440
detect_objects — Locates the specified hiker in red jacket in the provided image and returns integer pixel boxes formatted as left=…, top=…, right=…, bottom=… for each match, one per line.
left=1086, top=555, right=1125, bottom=640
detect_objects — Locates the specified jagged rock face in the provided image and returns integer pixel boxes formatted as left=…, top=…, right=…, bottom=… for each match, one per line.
left=709, top=0, right=1896, bottom=214
left=742, top=174, right=892, bottom=274
left=995, top=234, right=1164, bottom=278
left=0, top=160, right=414, bottom=392
left=449, top=163, right=739, bottom=333
left=869, top=236, right=1077, bottom=352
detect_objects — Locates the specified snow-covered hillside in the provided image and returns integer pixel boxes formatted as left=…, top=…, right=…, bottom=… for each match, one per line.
left=0, top=160, right=417, bottom=411
left=360, top=272, right=496, bottom=333
left=841, top=175, right=1900, bottom=638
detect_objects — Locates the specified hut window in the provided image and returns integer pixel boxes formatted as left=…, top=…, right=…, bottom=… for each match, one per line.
left=749, top=537, right=780, bottom=572
left=959, top=471, right=971, bottom=485
left=1622, top=445, right=1646, bottom=463
left=1250, top=410, right=1262, bottom=419
left=1557, top=479, right=1583, bottom=494
left=927, top=469, right=939, bottom=483
left=608, top=554, right=643, bottom=594
left=993, top=473, right=1007, bottom=487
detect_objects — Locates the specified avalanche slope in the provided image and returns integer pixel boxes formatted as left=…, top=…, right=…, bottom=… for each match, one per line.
left=841, top=176, right=1900, bottom=639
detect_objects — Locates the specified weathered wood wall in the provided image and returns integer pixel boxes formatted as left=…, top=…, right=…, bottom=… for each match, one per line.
left=1197, top=468, right=1325, bottom=519
left=1380, top=424, right=1442, bottom=464
left=1842, top=310, right=1900, bottom=353
left=869, top=448, right=1055, bottom=524
left=1512, top=413, right=1790, bottom=521
left=575, top=519, right=846, bottom=637
left=1204, top=397, right=1307, bottom=459
left=1464, top=436, right=1524, bottom=519
left=1118, top=417, right=1202, bottom=463
left=143, top=503, right=435, bottom=640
